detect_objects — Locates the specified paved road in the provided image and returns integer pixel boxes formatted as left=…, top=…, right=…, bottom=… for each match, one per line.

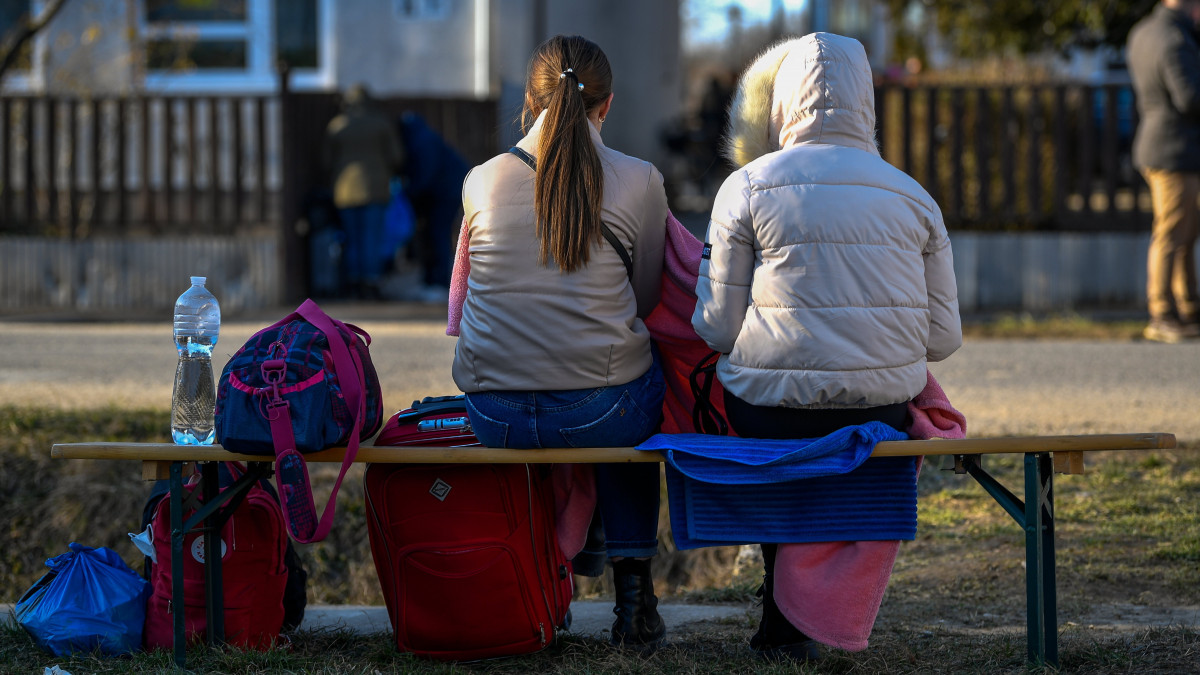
left=2, top=305, right=1198, bottom=442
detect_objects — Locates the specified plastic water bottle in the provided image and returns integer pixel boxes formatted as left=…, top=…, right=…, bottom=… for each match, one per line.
left=171, top=276, right=220, bottom=445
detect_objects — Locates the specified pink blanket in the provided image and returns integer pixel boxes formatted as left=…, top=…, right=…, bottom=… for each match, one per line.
left=445, top=212, right=967, bottom=650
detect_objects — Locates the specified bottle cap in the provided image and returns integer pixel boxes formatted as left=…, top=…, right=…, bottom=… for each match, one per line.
left=191, top=276, right=206, bottom=286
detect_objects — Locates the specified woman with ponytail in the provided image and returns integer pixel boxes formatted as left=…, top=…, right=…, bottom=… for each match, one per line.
left=451, top=35, right=669, bottom=652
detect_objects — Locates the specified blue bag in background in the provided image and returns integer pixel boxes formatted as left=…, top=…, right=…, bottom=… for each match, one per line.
left=14, top=542, right=150, bottom=656
left=382, top=177, right=416, bottom=268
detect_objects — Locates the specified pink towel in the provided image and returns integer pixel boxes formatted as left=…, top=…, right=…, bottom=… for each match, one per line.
left=551, top=465, right=595, bottom=559
left=447, top=218, right=470, bottom=336
left=644, top=213, right=734, bottom=434
left=907, top=368, right=967, bottom=440
left=774, top=374, right=965, bottom=651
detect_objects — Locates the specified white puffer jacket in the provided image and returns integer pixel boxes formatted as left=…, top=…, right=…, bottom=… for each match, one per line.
left=692, top=33, right=961, bottom=409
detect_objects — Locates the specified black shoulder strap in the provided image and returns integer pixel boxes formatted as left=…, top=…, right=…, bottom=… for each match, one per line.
left=689, top=350, right=729, bottom=436
left=509, top=145, right=537, bottom=172
left=507, top=146, right=633, bottom=279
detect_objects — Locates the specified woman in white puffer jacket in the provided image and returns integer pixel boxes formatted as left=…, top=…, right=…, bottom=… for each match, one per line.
left=691, top=33, right=962, bottom=661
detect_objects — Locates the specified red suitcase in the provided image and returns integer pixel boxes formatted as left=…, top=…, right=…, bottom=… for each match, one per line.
left=365, top=396, right=573, bottom=661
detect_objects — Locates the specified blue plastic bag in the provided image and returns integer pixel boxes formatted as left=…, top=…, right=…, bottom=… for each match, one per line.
left=383, top=177, right=416, bottom=266
left=14, top=542, right=150, bottom=656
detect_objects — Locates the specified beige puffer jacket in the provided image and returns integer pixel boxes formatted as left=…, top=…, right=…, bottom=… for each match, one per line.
left=692, top=33, right=961, bottom=409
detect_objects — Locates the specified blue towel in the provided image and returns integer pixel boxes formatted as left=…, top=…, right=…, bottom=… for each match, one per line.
left=636, top=423, right=919, bottom=549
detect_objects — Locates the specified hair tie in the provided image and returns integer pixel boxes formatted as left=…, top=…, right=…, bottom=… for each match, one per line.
left=560, top=68, right=584, bottom=91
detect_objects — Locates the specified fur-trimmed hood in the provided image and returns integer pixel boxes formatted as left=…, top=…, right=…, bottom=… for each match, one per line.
left=724, top=32, right=878, bottom=168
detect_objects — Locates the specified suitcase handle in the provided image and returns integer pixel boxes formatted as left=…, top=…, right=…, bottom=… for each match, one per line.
left=394, top=396, right=468, bottom=424
left=417, top=417, right=470, bottom=432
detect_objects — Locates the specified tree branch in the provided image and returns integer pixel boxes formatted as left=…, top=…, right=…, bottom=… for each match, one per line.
left=0, top=0, right=70, bottom=83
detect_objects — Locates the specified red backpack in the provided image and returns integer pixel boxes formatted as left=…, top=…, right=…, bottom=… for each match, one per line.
left=142, top=463, right=288, bottom=651
left=365, top=399, right=573, bottom=661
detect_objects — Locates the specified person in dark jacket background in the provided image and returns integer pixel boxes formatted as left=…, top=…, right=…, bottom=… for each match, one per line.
left=323, top=84, right=405, bottom=299
left=397, top=112, right=470, bottom=296
left=1127, top=0, right=1200, bottom=342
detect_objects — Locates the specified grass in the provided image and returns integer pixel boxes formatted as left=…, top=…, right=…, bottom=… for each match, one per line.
left=4, top=407, right=1199, bottom=673
left=961, top=312, right=1148, bottom=340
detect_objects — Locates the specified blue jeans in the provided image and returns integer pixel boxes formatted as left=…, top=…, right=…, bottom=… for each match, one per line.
left=339, top=203, right=387, bottom=285
left=464, top=355, right=665, bottom=558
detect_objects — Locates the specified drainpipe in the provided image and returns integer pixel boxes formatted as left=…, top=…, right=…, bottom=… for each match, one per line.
left=811, top=0, right=830, bottom=33
left=475, top=0, right=490, bottom=99
left=277, top=63, right=306, bottom=303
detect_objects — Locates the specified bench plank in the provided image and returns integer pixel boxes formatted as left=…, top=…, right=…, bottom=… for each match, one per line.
left=52, top=432, right=1175, bottom=465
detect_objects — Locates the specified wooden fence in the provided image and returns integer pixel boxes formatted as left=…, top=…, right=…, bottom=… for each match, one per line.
left=0, top=95, right=277, bottom=237
left=0, top=89, right=498, bottom=241
left=1, top=82, right=1143, bottom=238
left=874, top=82, right=1145, bottom=231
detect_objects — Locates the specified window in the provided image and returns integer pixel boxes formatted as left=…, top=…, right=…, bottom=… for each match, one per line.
left=141, top=0, right=331, bottom=93
left=142, top=0, right=256, bottom=76
left=145, top=0, right=246, bottom=22
left=394, top=0, right=451, bottom=22
left=275, top=0, right=317, bottom=69
left=0, top=2, right=34, bottom=71
left=0, top=0, right=45, bottom=92
left=147, top=39, right=247, bottom=69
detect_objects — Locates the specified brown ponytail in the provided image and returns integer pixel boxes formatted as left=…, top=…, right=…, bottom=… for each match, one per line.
left=521, top=35, right=612, bottom=273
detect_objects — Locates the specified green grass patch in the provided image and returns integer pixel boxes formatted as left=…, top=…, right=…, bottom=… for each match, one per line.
left=962, top=312, right=1146, bottom=340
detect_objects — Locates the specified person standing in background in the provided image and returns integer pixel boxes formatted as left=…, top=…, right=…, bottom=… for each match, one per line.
left=395, top=112, right=470, bottom=300
left=1128, top=0, right=1200, bottom=342
left=324, top=84, right=405, bottom=300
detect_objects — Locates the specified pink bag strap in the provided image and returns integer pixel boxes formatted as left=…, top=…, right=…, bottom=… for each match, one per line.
left=265, top=299, right=371, bottom=544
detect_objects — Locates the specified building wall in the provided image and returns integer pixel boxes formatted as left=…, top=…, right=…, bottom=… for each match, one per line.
left=492, top=0, right=682, bottom=167
left=331, top=0, right=485, bottom=98
left=6, top=0, right=679, bottom=178
left=546, top=0, right=681, bottom=168
left=34, top=0, right=136, bottom=95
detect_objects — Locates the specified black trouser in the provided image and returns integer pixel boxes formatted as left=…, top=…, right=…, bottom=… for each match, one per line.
left=722, top=391, right=909, bottom=440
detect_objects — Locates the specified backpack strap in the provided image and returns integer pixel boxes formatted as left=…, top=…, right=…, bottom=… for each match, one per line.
left=507, top=146, right=633, bottom=279
left=265, top=299, right=371, bottom=544
left=689, top=350, right=729, bottom=436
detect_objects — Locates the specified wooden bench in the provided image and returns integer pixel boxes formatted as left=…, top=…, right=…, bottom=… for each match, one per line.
left=52, top=432, right=1177, bottom=668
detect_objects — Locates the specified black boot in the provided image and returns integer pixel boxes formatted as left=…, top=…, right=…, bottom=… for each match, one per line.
left=610, top=557, right=666, bottom=653
left=750, top=544, right=820, bottom=662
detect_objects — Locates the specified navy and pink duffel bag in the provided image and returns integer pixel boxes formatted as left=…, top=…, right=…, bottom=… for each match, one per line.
left=215, top=299, right=383, bottom=543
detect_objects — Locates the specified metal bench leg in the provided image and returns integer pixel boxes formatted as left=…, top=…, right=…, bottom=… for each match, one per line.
left=169, top=461, right=186, bottom=669
left=962, top=453, right=1060, bottom=668
left=201, top=461, right=225, bottom=646
left=1024, top=453, right=1058, bottom=667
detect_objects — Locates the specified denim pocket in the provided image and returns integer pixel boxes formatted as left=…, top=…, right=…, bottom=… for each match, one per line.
left=559, top=391, right=653, bottom=448
left=464, top=396, right=511, bottom=448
